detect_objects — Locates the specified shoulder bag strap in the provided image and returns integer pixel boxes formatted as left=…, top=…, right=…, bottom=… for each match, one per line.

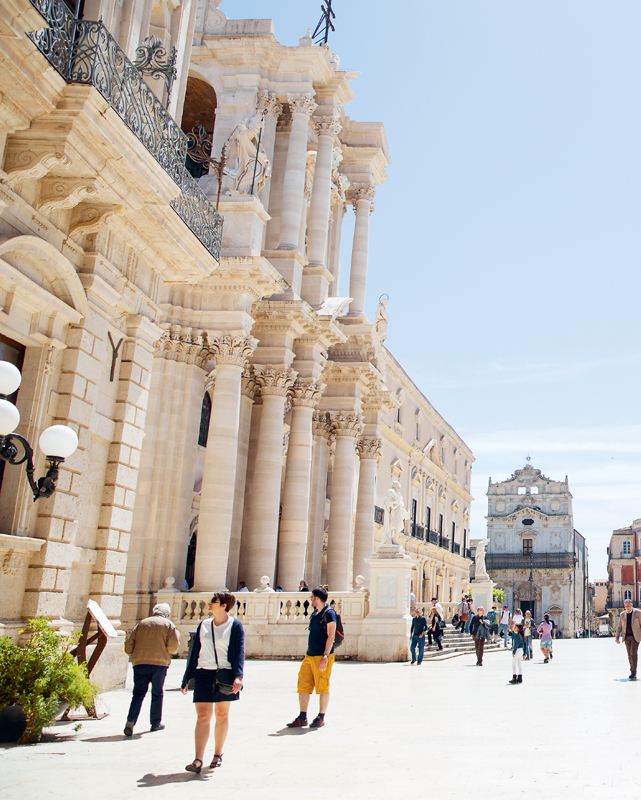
left=211, top=618, right=220, bottom=669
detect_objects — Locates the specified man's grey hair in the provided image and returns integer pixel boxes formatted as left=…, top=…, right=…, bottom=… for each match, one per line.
left=152, top=603, right=171, bottom=618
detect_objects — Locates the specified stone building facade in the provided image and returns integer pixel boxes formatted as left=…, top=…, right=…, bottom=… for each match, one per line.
left=606, top=520, right=641, bottom=615
left=0, top=0, right=473, bottom=676
left=485, top=464, right=589, bottom=635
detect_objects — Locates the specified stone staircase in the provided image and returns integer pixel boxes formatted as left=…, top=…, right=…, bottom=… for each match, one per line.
left=420, top=627, right=509, bottom=661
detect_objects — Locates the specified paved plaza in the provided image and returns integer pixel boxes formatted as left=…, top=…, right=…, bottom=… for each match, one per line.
left=1, top=638, right=639, bottom=800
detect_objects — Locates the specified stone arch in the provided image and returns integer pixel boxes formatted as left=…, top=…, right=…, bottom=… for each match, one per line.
left=0, top=235, right=88, bottom=318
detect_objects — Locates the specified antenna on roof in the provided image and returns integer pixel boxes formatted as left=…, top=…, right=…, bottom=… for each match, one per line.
left=312, top=0, right=336, bottom=46
left=526, top=454, right=531, bottom=464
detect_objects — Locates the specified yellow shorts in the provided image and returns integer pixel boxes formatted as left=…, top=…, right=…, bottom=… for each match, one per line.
left=297, top=654, right=334, bottom=695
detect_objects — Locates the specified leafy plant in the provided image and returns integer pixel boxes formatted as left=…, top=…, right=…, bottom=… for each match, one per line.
left=493, top=588, right=505, bottom=604
left=0, top=617, right=97, bottom=743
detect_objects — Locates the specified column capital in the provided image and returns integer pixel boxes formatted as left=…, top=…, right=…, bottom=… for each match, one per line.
left=330, top=411, right=364, bottom=438
left=257, top=90, right=283, bottom=120
left=312, top=411, right=333, bottom=438
left=254, top=364, right=298, bottom=397
left=314, top=116, right=341, bottom=138
left=207, top=333, right=258, bottom=367
left=241, top=364, right=259, bottom=400
left=154, top=328, right=209, bottom=368
left=352, top=183, right=376, bottom=204
left=356, top=436, right=382, bottom=461
left=287, top=93, right=317, bottom=117
left=289, top=378, right=325, bottom=408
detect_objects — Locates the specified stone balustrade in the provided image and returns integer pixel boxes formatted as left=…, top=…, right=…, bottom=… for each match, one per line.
left=416, top=601, right=458, bottom=622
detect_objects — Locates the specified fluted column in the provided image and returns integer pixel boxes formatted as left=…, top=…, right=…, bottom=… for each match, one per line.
left=326, top=412, right=363, bottom=590
left=307, top=116, right=341, bottom=266
left=348, top=184, right=376, bottom=315
left=243, top=365, right=297, bottom=590
left=193, top=334, right=257, bottom=591
left=328, top=204, right=346, bottom=297
left=352, top=437, right=382, bottom=585
left=277, top=379, right=324, bottom=590
left=278, top=93, right=317, bottom=250
left=306, top=412, right=332, bottom=586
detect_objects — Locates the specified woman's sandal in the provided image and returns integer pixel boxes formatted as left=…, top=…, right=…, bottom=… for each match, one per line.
left=209, top=754, right=223, bottom=769
left=185, top=759, right=203, bottom=774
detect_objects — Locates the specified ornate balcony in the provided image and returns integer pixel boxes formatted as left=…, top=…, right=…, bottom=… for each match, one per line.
left=27, top=0, right=222, bottom=261
left=486, top=553, right=576, bottom=570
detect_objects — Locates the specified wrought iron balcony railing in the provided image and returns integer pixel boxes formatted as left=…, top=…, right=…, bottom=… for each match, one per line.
left=453, top=542, right=461, bottom=555
left=410, top=522, right=425, bottom=541
left=26, top=0, right=222, bottom=261
left=486, top=553, right=576, bottom=570
left=605, top=600, right=626, bottom=610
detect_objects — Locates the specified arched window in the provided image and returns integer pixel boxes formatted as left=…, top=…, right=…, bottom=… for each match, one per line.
left=182, top=77, right=218, bottom=179
left=624, top=590, right=633, bottom=601
left=198, top=393, right=212, bottom=447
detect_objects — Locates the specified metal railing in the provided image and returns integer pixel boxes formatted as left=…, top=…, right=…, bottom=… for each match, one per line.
left=605, top=601, right=626, bottom=610
left=453, top=542, right=461, bottom=555
left=27, top=0, right=222, bottom=261
left=410, top=522, right=425, bottom=540
left=486, top=553, right=576, bottom=570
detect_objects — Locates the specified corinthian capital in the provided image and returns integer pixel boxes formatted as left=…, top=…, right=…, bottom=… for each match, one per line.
left=356, top=437, right=382, bottom=461
left=314, top=116, right=342, bottom=138
left=153, top=328, right=209, bottom=368
left=208, top=334, right=258, bottom=367
left=312, top=411, right=333, bottom=439
left=352, top=183, right=376, bottom=204
left=290, top=379, right=325, bottom=408
left=257, top=90, right=283, bottom=120
left=330, top=411, right=364, bottom=438
left=288, top=93, right=317, bottom=118
left=254, top=365, right=298, bottom=397
left=241, top=364, right=259, bottom=400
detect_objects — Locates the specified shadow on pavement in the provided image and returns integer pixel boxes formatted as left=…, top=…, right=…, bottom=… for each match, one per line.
left=138, top=772, right=211, bottom=787
left=83, top=734, right=144, bottom=742
left=268, top=727, right=320, bottom=737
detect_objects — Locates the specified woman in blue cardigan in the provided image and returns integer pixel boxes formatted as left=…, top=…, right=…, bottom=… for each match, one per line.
left=181, top=592, right=245, bottom=773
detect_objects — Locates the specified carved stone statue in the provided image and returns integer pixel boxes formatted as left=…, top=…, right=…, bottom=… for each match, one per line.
left=382, top=479, right=409, bottom=545
left=222, top=111, right=271, bottom=195
left=375, top=296, right=389, bottom=343
left=474, top=538, right=490, bottom=580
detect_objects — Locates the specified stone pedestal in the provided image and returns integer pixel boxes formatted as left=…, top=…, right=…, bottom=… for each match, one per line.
left=358, top=544, right=415, bottom=662
left=470, top=577, right=495, bottom=614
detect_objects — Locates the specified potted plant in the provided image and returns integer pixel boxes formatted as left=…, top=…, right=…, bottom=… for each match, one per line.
left=0, top=616, right=98, bottom=743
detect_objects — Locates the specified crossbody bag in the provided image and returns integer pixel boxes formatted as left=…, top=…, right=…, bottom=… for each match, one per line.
left=210, top=620, right=238, bottom=695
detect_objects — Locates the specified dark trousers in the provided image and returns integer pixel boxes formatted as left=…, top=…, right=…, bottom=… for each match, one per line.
left=432, top=628, right=443, bottom=650
left=474, top=638, right=485, bottom=664
left=127, top=664, right=168, bottom=726
left=625, top=635, right=639, bottom=675
left=411, top=635, right=425, bottom=664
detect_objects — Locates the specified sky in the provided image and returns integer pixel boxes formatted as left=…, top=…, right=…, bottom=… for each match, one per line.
left=231, top=0, right=641, bottom=575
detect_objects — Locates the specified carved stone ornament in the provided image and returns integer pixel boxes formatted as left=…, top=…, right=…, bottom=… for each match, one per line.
left=353, top=183, right=376, bottom=204
left=312, top=410, right=333, bottom=439
left=2, top=552, right=26, bottom=576
left=257, top=90, right=283, bottom=120
left=44, top=344, right=60, bottom=376
left=68, top=203, right=123, bottom=241
left=290, top=378, right=325, bottom=408
left=356, top=436, right=382, bottom=461
left=314, top=116, right=342, bottom=138
left=253, top=365, right=298, bottom=397
left=241, top=364, right=259, bottom=400
left=287, top=93, right=317, bottom=118
left=330, top=411, right=364, bottom=438
left=154, top=328, right=209, bottom=368
left=208, top=334, right=258, bottom=367
left=38, top=178, right=102, bottom=216
left=3, top=150, right=72, bottom=189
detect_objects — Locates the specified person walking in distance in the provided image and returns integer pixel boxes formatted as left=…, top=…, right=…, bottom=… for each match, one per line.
left=537, top=614, right=555, bottom=663
left=410, top=607, right=428, bottom=664
left=615, top=598, right=641, bottom=680
left=287, top=587, right=336, bottom=728
left=181, top=592, right=245, bottom=774
left=123, top=603, right=180, bottom=737
left=523, top=610, right=535, bottom=660
left=459, top=596, right=470, bottom=636
left=498, top=605, right=511, bottom=648
left=487, top=606, right=499, bottom=644
left=509, top=624, right=526, bottom=684
left=469, top=606, right=491, bottom=666
left=428, top=605, right=444, bottom=651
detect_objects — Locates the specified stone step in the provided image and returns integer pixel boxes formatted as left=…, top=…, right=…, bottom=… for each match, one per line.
left=420, top=641, right=507, bottom=662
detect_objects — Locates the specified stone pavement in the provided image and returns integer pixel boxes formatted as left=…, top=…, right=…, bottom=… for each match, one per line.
left=1, top=638, right=639, bottom=800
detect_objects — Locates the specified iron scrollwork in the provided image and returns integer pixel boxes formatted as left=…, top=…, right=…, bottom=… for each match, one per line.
left=185, top=125, right=227, bottom=209
left=133, top=36, right=177, bottom=104
left=0, top=434, right=62, bottom=502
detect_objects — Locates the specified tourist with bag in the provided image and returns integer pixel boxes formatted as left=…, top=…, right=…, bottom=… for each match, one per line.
left=523, top=610, right=535, bottom=659
left=181, top=592, right=245, bottom=774
left=469, top=607, right=491, bottom=666
left=429, top=607, right=444, bottom=651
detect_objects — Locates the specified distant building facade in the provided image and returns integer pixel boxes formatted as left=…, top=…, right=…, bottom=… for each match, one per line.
left=485, top=464, right=589, bottom=636
left=606, top=520, right=641, bottom=614
left=594, top=579, right=608, bottom=616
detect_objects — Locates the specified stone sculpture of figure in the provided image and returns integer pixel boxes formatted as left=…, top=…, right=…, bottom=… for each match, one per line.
left=222, top=111, right=271, bottom=195
left=375, top=296, right=389, bottom=343
left=475, top=538, right=490, bottom=579
left=382, top=479, right=409, bottom=545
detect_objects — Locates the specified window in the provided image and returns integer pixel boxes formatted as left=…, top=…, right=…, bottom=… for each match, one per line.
left=518, top=487, right=526, bottom=495
left=425, top=506, right=431, bottom=531
left=438, top=514, right=443, bottom=535
left=0, top=333, right=25, bottom=494
left=522, top=519, right=534, bottom=526
left=531, top=486, right=539, bottom=494
left=523, top=539, right=533, bottom=556
left=624, top=590, right=633, bottom=601
left=198, top=393, right=212, bottom=447
left=451, top=522, right=456, bottom=552
left=411, top=498, right=417, bottom=524
left=623, top=541, right=632, bottom=555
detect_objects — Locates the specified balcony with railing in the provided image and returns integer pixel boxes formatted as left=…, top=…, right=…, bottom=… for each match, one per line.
left=26, top=0, right=222, bottom=261
left=410, top=522, right=425, bottom=541
left=486, top=553, right=576, bottom=570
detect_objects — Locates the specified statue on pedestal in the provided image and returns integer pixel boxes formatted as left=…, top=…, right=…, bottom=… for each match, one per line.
left=474, top=538, right=490, bottom=580
left=382, top=479, right=409, bottom=546
left=375, top=295, right=389, bottom=343
left=222, top=111, right=271, bottom=195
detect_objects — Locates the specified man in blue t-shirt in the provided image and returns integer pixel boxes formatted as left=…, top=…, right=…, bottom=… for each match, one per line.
left=287, top=586, right=336, bottom=729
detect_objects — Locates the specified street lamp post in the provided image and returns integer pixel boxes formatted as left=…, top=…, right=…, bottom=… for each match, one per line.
left=0, top=361, right=78, bottom=501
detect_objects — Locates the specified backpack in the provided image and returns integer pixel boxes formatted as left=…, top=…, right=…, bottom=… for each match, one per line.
left=321, top=606, right=345, bottom=649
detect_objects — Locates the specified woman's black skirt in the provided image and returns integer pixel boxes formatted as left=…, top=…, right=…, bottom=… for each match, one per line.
left=193, top=668, right=240, bottom=704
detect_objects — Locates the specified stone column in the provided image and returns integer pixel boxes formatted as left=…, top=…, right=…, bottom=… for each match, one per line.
left=277, top=379, right=324, bottom=590
left=306, top=412, right=332, bottom=587
left=306, top=116, right=341, bottom=266
left=326, top=412, right=363, bottom=591
left=278, top=93, right=317, bottom=250
left=328, top=204, right=346, bottom=297
left=348, top=184, right=376, bottom=316
left=243, top=365, right=297, bottom=590
left=256, top=91, right=283, bottom=215
left=353, top=437, right=382, bottom=586
left=193, top=334, right=257, bottom=591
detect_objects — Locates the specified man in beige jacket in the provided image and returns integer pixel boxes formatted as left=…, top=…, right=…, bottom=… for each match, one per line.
left=615, top=599, right=641, bottom=680
left=123, top=603, right=180, bottom=736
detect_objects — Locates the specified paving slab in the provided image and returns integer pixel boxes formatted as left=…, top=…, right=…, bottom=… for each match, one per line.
left=1, top=638, right=639, bottom=800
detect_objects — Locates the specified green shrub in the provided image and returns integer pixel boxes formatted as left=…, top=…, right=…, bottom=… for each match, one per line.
left=0, top=617, right=98, bottom=743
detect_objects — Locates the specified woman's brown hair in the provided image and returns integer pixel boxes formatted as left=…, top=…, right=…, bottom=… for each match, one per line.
left=210, top=592, right=236, bottom=612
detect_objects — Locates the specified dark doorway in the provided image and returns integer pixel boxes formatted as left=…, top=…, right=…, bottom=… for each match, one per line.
left=520, top=600, right=535, bottom=618
left=185, top=531, right=197, bottom=589
left=0, top=333, right=25, bottom=494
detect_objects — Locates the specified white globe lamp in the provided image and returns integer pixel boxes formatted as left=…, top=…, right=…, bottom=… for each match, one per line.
left=39, top=425, right=79, bottom=459
left=0, top=361, right=22, bottom=396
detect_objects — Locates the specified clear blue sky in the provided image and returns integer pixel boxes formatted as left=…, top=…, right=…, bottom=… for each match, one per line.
left=231, top=1, right=641, bottom=575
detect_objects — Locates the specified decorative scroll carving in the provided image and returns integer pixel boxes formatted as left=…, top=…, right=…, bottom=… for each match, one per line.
left=132, top=36, right=177, bottom=102
left=241, top=364, right=259, bottom=400
left=154, top=328, right=209, bottom=368
left=253, top=365, right=297, bottom=397
left=314, top=116, right=341, bottom=138
left=356, top=436, right=382, bottom=461
left=44, top=344, right=60, bottom=376
left=68, top=203, right=122, bottom=240
left=207, top=334, right=258, bottom=368
left=289, top=378, right=325, bottom=408
left=330, top=411, right=364, bottom=438
left=2, top=552, right=26, bottom=576
left=287, top=93, right=317, bottom=117
left=312, top=410, right=333, bottom=439
left=38, top=178, right=101, bottom=215
left=3, top=150, right=71, bottom=189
